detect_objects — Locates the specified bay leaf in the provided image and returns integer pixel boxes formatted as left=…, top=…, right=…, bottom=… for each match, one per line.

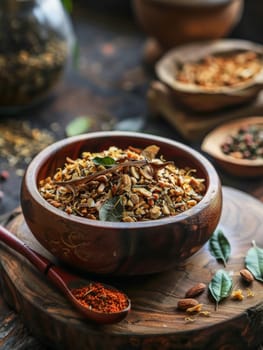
left=93, top=156, right=116, bottom=167
left=209, top=269, right=233, bottom=310
left=209, top=229, right=231, bottom=266
left=99, top=196, right=123, bottom=222
left=245, top=240, right=263, bottom=282
left=65, top=116, right=92, bottom=137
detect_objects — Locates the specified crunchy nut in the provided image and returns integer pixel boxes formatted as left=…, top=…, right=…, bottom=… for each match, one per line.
left=177, top=298, right=199, bottom=311
left=185, top=283, right=206, bottom=298
left=240, top=269, right=254, bottom=283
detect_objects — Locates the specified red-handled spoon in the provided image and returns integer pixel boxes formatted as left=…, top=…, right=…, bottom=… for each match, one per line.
left=0, top=225, right=131, bottom=324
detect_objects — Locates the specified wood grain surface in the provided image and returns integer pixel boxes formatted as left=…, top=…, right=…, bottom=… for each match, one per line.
left=148, top=81, right=263, bottom=142
left=0, top=187, right=263, bottom=349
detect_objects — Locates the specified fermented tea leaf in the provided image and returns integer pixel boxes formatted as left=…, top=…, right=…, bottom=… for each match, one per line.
left=93, top=156, right=116, bottom=167
left=209, top=229, right=231, bottom=266
left=99, top=196, right=123, bottom=222
left=209, top=269, right=233, bottom=310
left=245, top=241, right=263, bottom=282
left=65, top=116, right=92, bottom=137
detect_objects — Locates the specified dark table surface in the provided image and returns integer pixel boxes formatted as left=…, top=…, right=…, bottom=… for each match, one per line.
left=0, top=1, right=262, bottom=349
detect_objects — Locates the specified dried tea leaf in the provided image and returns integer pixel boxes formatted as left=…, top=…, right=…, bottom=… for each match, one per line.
left=209, top=229, right=231, bottom=266
left=245, top=241, right=263, bottom=282
left=92, top=156, right=116, bottom=167
left=209, top=269, right=233, bottom=310
left=99, top=196, right=123, bottom=222
left=65, top=116, right=92, bottom=137
left=141, top=145, right=160, bottom=161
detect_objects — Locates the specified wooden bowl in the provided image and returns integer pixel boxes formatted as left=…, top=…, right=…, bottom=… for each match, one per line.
left=201, top=116, right=263, bottom=177
left=133, top=0, right=243, bottom=50
left=156, top=39, right=263, bottom=112
left=20, top=131, right=222, bottom=276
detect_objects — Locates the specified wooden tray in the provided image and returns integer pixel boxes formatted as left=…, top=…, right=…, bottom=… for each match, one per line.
left=147, top=81, right=263, bottom=142
left=1, top=187, right=263, bottom=350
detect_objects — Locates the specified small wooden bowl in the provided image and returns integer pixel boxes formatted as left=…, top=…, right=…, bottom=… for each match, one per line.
left=156, top=39, right=263, bottom=112
left=201, top=116, right=263, bottom=177
left=21, top=131, right=222, bottom=276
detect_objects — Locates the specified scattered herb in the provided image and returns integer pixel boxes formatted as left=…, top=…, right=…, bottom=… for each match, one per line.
left=209, top=229, right=231, bottom=267
left=0, top=121, right=54, bottom=170
left=65, top=116, right=92, bottom=137
left=231, top=289, right=244, bottom=301
left=209, top=269, right=233, bottom=310
left=245, top=240, right=263, bottom=282
left=99, top=196, right=123, bottom=222
left=92, top=156, right=116, bottom=167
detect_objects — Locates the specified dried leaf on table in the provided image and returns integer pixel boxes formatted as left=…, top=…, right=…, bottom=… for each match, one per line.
left=245, top=240, right=263, bottom=282
left=209, top=229, right=231, bottom=267
left=209, top=269, right=233, bottom=310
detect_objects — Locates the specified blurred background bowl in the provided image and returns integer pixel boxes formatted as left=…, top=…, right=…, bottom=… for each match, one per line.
left=156, top=39, right=263, bottom=112
left=132, top=0, right=244, bottom=50
left=21, top=131, right=222, bottom=276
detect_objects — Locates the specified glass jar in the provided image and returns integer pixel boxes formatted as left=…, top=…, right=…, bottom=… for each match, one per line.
left=0, top=0, right=75, bottom=112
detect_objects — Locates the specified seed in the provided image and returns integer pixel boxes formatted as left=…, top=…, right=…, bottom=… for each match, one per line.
left=177, top=298, right=199, bottom=311
left=0, top=170, right=9, bottom=180
left=185, top=283, right=206, bottom=298
left=240, top=269, right=254, bottom=283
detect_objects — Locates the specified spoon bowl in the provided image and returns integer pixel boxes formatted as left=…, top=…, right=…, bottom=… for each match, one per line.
left=0, top=224, right=131, bottom=324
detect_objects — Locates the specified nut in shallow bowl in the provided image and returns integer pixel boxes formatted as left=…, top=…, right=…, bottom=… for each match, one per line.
left=156, top=39, right=263, bottom=112
left=201, top=116, right=263, bottom=177
left=21, top=131, right=222, bottom=276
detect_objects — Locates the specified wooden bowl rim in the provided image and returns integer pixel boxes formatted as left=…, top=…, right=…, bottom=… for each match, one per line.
left=156, top=39, right=263, bottom=95
left=23, top=131, right=221, bottom=229
left=148, top=0, right=234, bottom=6
left=201, top=116, right=263, bottom=168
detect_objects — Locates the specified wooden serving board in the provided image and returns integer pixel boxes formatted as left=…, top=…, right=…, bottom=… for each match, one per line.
left=0, top=187, right=263, bottom=350
left=147, top=81, right=263, bottom=142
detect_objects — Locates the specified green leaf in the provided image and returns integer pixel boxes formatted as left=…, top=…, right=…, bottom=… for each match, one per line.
left=92, top=156, right=116, bottom=167
left=99, top=196, right=123, bottom=222
left=245, top=241, right=263, bottom=282
left=61, top=0, right=73, bottom=13
left=65, top=116, right=92, bottom=137
left=209, top=269, right=233, bottom=310
left=209, top=229, right=231, bottom=266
